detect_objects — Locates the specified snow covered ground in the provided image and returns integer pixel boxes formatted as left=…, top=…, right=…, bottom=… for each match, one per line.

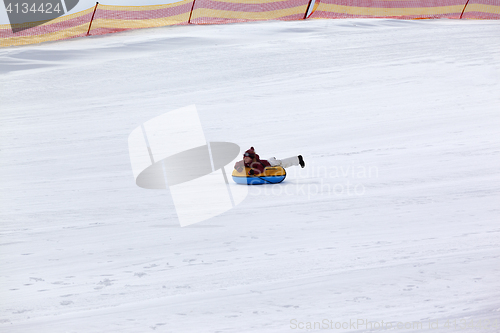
left=1, top=19, right=499, bottom=332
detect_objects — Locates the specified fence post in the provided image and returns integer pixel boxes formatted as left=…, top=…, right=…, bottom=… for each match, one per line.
left=304, top=0, right=314, bottom=19
left=87, top=2, right=99, bottom=36
left=460, top=0, right=470, bottom=19
left=188, top=0, right=197, bottom=24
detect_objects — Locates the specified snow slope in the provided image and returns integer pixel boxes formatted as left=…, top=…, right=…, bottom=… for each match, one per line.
left=1, top=19, right=500, bottom=333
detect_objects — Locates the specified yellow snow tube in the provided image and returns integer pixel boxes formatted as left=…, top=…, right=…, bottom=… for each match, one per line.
left=232, top=166, right=286, bottom=185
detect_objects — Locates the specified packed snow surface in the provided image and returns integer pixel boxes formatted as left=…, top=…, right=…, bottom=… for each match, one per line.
left=1, top=19, right=499, bottom=333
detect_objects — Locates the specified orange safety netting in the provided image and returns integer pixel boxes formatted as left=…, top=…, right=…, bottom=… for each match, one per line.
left=308, top=0, right=500, bottom=20
left=1, top=0, right=499, bottom=47
left=190, top=0, right=311, bottom=24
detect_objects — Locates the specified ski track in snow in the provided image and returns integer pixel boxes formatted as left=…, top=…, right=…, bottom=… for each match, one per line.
left=1, top=19, right=500, bottom=333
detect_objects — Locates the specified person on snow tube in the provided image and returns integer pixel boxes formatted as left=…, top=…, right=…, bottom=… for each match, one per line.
left=234, top=147, right=305, bottom=176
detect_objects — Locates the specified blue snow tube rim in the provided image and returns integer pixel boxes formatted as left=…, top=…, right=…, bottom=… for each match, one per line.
left=232, top=167, right=286, bottom=185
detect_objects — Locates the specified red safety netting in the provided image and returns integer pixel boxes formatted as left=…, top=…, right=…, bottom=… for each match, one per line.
left=88, top=2, right=193, bottom=36
left=461, top=0, right=500, bottom=19
left=1, top=0, right=499, bottom=47
left=308, top=0, right=500, bottom=19
left=0, top=7, right=95, bottom=47
left=190, top=0, right=312, bottom=24
left=309, top=0, right=468, bottom=20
